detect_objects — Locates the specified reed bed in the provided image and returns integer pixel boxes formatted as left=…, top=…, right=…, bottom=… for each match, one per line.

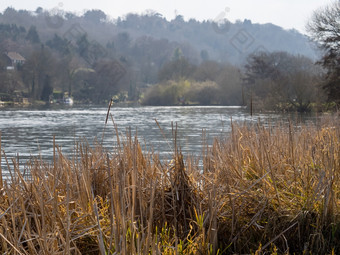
left=0, top=116, right=340, bottom=254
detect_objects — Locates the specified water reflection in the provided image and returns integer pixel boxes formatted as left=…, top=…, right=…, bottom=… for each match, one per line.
left=0, top=106, right=317, bottom=174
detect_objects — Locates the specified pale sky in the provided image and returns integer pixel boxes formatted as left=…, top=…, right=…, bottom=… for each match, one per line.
left=0, top=0, right=334, bottom=33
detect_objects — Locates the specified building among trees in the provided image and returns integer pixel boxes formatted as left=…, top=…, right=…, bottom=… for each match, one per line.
left=4, top=51, right=25, bottom=70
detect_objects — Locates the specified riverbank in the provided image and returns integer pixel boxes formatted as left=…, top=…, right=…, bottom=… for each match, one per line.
left=0, top=116, right=339, bottom=254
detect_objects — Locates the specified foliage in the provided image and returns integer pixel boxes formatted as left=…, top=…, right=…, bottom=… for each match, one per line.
left=142, top=79, right=227, bottom=106
left=187, top=80, right=220, bottom=105
left=193, top=60, right=222, bottom=82
left=40, top=74, right=53, bottom=101
left=0, top=7, right=326, bottom=108
left=0, top=6, right=317, bottom=65
left=142, top=80, right=191, bottom=106
left=114, top=11, right=316, bottom=64
left=144, top=59, right=244, bottom=106
left=83, top=9, right=107, bottom=23
left=25, top=25, right=40, bottom=44
left=158, top=57, right=196, bottom=82
left=0, top=23, right=25, bottom=42
left=22, top=47, right=54, bottom=100
left=216, top=64, right=243, bottom=105
left=46, top=34, right=71, bottom=56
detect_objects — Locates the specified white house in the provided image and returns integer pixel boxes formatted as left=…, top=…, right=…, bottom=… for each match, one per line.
left=5, top=52, right=26, bottom=70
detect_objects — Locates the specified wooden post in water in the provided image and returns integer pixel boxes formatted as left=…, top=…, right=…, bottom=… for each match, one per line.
left=241, top=85, right=245, bottom=106
left=250, top=90, right=253, bottom=116
left=0, top=132, right=2, bottom=188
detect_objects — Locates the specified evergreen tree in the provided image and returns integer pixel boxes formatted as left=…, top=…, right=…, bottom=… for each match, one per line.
left=26, top=26, right=40, bottom=44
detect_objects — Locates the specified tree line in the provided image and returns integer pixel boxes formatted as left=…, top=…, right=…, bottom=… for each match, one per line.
left=141, top=51, right=325, bottom=112
left=0, top=4, right=339, bottom=111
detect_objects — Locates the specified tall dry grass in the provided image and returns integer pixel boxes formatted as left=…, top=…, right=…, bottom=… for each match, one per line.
left=0, top=115, right=339, bottom=254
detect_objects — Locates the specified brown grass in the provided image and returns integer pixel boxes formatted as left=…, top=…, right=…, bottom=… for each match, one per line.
left=0, top=115, right=339, bottom=254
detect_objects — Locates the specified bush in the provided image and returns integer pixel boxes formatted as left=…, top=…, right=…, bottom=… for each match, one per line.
left=142, top=80, right=191, bottom=105
left=142, top=80, right=221, bottom=106
left=187, top=81, right=220, bottom=105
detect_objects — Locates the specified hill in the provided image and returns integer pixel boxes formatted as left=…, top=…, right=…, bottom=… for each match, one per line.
left=0, top=7, right=317, bottom=65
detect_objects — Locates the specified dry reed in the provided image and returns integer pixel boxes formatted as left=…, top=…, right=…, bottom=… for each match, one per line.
left=0, top=115, right=339, bottom=254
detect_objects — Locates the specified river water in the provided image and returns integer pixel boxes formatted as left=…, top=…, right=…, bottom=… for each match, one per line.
left=0, top=106, right=316, bottom=173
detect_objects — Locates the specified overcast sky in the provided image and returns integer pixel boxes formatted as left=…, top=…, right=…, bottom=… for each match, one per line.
left=0, top=0, right=334, bottom=34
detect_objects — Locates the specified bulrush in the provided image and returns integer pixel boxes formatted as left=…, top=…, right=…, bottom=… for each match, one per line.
left=0, top=116, right=339, bottom=254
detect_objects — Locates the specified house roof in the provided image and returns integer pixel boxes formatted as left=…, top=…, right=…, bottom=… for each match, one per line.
left=6, top=52, right=25, bottom=61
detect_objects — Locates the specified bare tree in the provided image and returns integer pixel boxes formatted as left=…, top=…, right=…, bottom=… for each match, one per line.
left=307, top=1, right=340, bottom=105
left=244, top=51, right=323, bottom=111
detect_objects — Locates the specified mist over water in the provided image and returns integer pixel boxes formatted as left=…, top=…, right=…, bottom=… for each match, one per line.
left=0, top=106, right=317, bottom=174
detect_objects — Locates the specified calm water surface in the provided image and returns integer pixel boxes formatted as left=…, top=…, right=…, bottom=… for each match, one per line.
left=0, top=106, right=316, bottom=173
